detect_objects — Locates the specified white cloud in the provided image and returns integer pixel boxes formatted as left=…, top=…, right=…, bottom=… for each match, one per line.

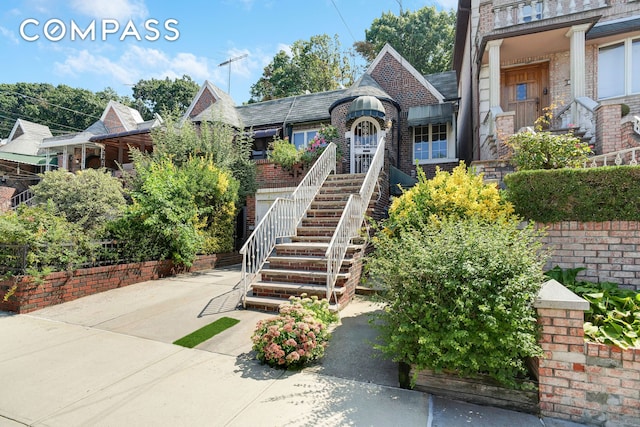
left=69, top=0, right=148, bottom=20
left=436, top=0, right=458, bottom=11
left=277, top=43, right=292, bottom=57
left=0, top=26, right=19, bottom=44
left=53, top=46, right=215, bottom=88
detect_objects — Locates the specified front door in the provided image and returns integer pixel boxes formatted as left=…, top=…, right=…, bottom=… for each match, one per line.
left=350, top=118, right=380, bottom=174
left=501, top=63, right=549, bottom=130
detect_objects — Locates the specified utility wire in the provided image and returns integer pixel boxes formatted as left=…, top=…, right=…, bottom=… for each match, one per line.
left=330, top=0, right=357, bottom=43
left=0, top=111, right=86, bottom=134
left=0, top=89, right=101, bottom=120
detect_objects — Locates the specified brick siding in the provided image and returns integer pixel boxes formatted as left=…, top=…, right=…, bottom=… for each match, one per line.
left=0, top=186, right=16, bottom=213
left=596, top=104, right=623, bottom=155
left=0, top=253, right=241, bottom=314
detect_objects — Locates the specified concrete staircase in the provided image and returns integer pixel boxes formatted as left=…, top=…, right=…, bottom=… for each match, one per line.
left=243, top=174, right=371, bottom=312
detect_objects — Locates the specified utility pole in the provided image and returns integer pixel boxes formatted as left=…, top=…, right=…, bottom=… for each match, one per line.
left=218, top=54, right=248, bottom=95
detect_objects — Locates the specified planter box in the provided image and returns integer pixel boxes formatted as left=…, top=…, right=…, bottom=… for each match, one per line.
left=408, top=365, right=539, bottom=415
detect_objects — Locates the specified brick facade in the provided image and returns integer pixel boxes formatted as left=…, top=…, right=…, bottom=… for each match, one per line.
left=102, top=107, right=126, bottom=134
left=538, top=221, right=640, bottom=290
left=189, top=86, right=216, bottom=118
left=0, top=186, right=16, bottom=213
left=0, top=253, right=241, bottom=314
left=596, top=104, right=623, bottom=155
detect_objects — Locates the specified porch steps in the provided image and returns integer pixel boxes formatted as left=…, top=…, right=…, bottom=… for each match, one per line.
left=243, top=173, right=370, bottom=312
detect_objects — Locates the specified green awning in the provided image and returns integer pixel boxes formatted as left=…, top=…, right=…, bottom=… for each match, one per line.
left=346, top=95, right=386, bottom=121
left=407, top=103, right=453, bottom=127
left=390, top=165, right=417, bottom=196
left=0, top=152, right=58, bottom=166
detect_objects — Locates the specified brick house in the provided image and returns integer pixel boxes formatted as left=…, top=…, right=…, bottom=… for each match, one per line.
left=184, top=44, right=462, bottom=228
left=454, top=0, right=640, bottom=164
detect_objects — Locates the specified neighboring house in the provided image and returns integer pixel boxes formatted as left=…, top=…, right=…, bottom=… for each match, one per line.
left=454, top=0, right=640, bottom=163
left=0, top=119, right=57, bottom=200
left=0, top=119, right=56, bottom=174
left=39, top=100, right=161, bottom=172
left=184, top=43, right=462, bottom=185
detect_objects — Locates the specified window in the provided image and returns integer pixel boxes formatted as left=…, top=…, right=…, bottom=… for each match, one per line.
left=598, top=38, right=640, bottom=99
left=292, top=130, right=317, bottom=150
left=414, top=124, right=449, bottom=162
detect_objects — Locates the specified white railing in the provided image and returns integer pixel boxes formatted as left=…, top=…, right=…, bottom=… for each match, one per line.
left=239, top=143, right=337, bottom=307
left=555, top=97, right=597, bottom=145
left=634, top=115, right=640, bottom=137
left=583, top=146, right=640, bottom=168
left=11, top=189, right=34, bottom=210
left=493, top=0, right=607, bottom=30
left=325, top=136, right=385, bottom=301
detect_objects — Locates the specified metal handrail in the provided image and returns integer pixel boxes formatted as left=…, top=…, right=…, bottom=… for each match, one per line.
left=239, top=143, right=337, bottom=307
left=11, top=189, right=34, bottom=210
left=325, top=136, right=385, bottom=301
left=583, top=146, right=640, bottom=168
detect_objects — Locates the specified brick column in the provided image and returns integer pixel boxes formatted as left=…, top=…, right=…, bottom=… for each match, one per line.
left=595, top=104, right=622, bottom=155
left=534, top=279, right=590, bottom=423
left=495, top=111, right=515, bottom=158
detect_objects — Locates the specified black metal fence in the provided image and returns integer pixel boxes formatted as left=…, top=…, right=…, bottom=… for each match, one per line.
left=0, top=240, right=133, bottom=276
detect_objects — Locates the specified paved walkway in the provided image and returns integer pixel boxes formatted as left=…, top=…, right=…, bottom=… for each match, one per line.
left=0, top=265, right=585, bottom=426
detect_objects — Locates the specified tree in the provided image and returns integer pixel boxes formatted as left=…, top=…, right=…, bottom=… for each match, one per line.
left=0, top=83, right=109, bottom=136
left=354, top=7, right=456, bottom=75
left=131, top=75, right=199, bottom=117
left=249, top=34, right=355, bottom=102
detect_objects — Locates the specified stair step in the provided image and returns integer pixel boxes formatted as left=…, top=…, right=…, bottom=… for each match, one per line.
left=243, top=295, right=338, bottom=313
left=260, top=268, right=349, bottom=285
left=296, top=226, right=336, bottom=236
left=267, top=255, right=352, bottom=272
left=275, top=242, right=362, bottom=257
left=301, top=217, right=340, bottom=227
left=325, top=173, right=365, bottom=181
left=291, top=235, right=333, bottom=243
left=252, top=280, right=344, bottom=295
left=314, top=193, right=353, bottom=201
left=310, top=200, right=348, bottom=209
left=306, top=208, right=344, bottom=218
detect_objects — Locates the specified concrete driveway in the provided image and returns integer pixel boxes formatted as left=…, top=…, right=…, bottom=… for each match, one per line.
left=0, top=265, right=585, bottom=426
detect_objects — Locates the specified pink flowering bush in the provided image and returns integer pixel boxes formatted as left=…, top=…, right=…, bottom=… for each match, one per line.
left=251, top=295, right=337, bottom=368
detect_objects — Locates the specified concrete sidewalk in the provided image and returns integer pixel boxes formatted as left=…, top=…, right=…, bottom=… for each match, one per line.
left=0, top=265, right=585, bottom=426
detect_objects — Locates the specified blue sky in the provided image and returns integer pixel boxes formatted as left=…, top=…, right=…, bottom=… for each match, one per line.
left=0, top=0, right=456, bottom=106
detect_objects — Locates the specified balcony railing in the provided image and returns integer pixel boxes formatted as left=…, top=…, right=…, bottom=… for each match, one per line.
left=493, top=0, right=607, bottom=29
left=583, top=146, right=640, bottom=168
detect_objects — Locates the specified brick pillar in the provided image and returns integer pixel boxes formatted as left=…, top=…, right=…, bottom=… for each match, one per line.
left=495, top=111, right=515, bottom=159
left=595, top=104, right=622, bottom=155
left=0, top=186, right=16, bottom=213
left=534, top=279, right=590, bottom=423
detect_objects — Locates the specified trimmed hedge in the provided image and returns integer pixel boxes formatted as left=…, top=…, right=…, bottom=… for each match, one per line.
left=504, top=166, right=640, bottom=222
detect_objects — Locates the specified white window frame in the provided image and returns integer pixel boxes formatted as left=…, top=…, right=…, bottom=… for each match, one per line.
left=598, top=37, right=640, bottom=100
left=292, top=129, right=319, bottom=150
left=413, top=123, right=456, bottom=164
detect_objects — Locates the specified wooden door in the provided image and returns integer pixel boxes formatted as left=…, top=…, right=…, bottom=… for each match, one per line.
left=501, top=63, right=549, bottom=130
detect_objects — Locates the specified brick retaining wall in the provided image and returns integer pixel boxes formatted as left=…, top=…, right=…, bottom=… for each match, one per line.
left=538, top=221, right=640, bottom=290
left=0, top=252, right=241, bottom=314
left=535, top=280, right=640, bottom=426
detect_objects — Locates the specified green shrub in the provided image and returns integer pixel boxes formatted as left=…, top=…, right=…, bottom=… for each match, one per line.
left=545, top=267, right=640, bottom=349
left=506, top=131, right=591, bottom=170
left=504, top=166, right=640, bottom=222
left=386, top=162, right=515, bottom=233
left=0, top=202, right=92, bottom=273
left=31, top=168, right=126, bottom=234
left=367, top=219, right=547, bottom=387
left=268, top=137, right=302, bottom=171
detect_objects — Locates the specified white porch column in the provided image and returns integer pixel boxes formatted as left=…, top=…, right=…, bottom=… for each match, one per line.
left=487, top=39, right=503, bottom=109
left=81, top=144, right=86, bottom=170
left=62, top=146, right=68, bottom=170
left=566, top=24, right=590, bottom=100
left=566, top=24, right=590, bottom=125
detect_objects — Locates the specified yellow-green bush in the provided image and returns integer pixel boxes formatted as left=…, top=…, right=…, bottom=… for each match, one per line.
left=387, top=162, right=516, bottom=233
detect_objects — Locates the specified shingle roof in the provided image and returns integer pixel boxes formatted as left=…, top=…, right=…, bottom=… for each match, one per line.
left=0, top=119, right=53, bottom=156
left=424, top=71, right=458, bottom=101
left=586, top=15, right=640, bottom=40
left=236, top=89, right=347, bottom=127
left=40, top=120, right=107, bottom=150
left=342, top=74, right=393, bottom=100
left=107, top=101, right=144, bottom=131
left=191, top=87, right=241, bottom=127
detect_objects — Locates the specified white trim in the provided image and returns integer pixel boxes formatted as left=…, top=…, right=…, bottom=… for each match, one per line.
left=350, top=117, right=381, bottom=173
left=366, top=43, right=445, bottom=103
left=412, top=122, right=456, bottom=164
left=598, top=36, right=640, bottom=99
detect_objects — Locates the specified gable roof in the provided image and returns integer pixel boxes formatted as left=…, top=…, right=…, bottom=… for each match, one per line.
left=184, top=80, right=241, bottom=127
left=0, top=119, right=53, bottom=156
left=100, top=100, right=145, bottom=132
left=367, top=43, right=445, bottom=103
